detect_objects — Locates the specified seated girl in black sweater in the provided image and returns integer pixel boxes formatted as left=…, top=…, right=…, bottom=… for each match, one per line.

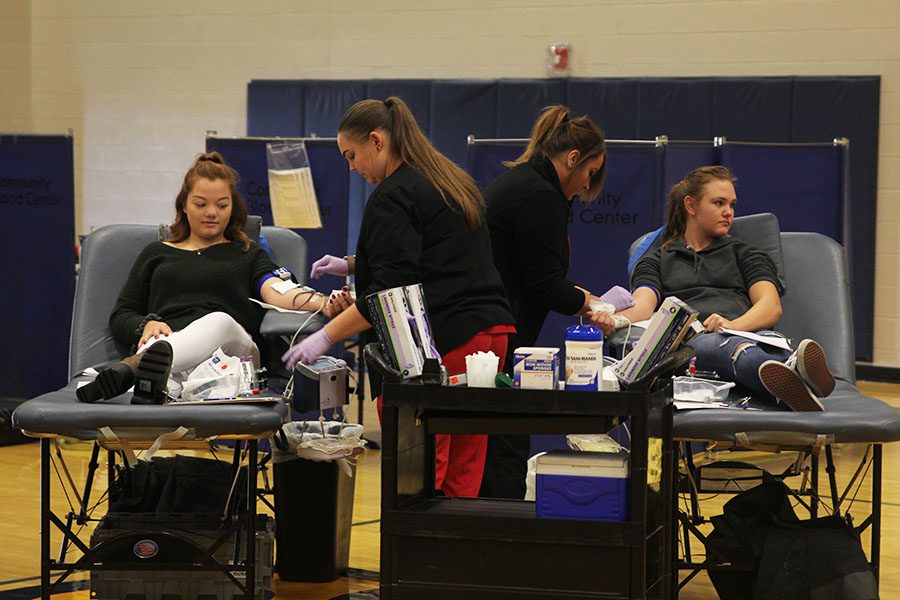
left=77, top=152, right=350, bottom=404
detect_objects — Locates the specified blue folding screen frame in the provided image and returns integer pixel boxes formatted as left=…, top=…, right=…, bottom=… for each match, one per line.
left=247, top=76, right=879, bottom=360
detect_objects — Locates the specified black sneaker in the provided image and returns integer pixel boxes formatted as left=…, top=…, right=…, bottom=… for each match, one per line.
left=131, top=341, right=173, bottom=405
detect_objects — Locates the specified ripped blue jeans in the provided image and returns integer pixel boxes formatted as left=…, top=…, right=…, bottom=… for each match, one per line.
left=688, top=331, right=792, bottom=395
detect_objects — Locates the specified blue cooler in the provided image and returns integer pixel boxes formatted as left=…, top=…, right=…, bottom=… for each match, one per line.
left=535, top=449, right=629, bottom=521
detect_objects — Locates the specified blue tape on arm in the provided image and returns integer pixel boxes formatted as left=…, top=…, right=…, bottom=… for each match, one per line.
left=257, top=268, right=296, bottom=296
left=257, top=273, right=276, bottom=296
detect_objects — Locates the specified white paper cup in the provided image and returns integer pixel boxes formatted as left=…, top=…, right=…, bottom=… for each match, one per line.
left=465, top=353, right=499, bottom=388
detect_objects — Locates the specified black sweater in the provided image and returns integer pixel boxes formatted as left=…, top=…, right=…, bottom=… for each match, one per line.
left=630, top=235, right=783, bottom=322
left=109, top=241, right=278, bottom=346
left=484, top=159, right=585, bottom=355
left=354, top=163, right=514, bottom=355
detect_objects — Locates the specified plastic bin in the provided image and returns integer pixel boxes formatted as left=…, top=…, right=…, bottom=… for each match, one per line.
left=273, top=457, right=356, bottom=582
left=672, top=376, right=735, bottom=403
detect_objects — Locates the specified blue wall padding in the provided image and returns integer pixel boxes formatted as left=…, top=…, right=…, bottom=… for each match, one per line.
left=246, top=76, right=879, bottom=360
left=565, top=78, right=640, bottom=139
left=247, top=81, right=305, bottom=136
left=496, top=79, right=566, bottom=138
left=712, top=77, right=793, bottom=141
left=0, top=135, right=75, bottom=397
left=636, top=79, right=715, bottom=139
left=205, top=137, right=350, bottom=293
left=302, top=81, right=367, bottom=138
left=429, top=81, right=498, bottom=167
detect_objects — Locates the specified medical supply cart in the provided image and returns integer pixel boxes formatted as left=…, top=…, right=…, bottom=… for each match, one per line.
left=379, top=383, right=674, bottom=599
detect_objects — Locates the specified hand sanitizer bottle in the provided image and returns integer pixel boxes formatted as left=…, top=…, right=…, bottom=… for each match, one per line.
left=565, top=324, right=604, bottom=391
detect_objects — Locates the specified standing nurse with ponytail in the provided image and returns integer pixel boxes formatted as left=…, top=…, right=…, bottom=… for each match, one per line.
left=285, top=97, right=515, bottom=498
left=480, top=105, right=610, bottom=499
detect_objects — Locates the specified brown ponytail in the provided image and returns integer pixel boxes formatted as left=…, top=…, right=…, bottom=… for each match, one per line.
left=507, top=105, right=608, bottom=203
left=661, top=165, right=736, bottom=250
left=339, top=96, right=485, bottom=230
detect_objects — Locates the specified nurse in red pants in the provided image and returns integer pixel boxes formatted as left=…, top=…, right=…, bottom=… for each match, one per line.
left=284, top=96, right=516, bottom=497
left=375, top=325, right=512, bottom=496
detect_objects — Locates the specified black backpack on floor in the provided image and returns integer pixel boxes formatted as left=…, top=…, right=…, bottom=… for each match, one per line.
left=704, top=476, right=878, bottom=600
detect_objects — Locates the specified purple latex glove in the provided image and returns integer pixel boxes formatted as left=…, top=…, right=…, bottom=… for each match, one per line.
left=282, top=328, right=334, bottom=369
left=309, top=254, right=348, bottom=279
left=600, top=285, right=635, bottom=312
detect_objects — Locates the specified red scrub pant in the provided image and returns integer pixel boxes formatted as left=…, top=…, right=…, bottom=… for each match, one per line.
left=377, top=327, right=510, bottom=497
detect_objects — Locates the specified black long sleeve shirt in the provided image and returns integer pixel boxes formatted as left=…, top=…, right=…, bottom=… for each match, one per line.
left=484, top=159, right=585, bottom=356
left=109, top=241, right=278, bottom=346
left=354, top=163, right=514, bottom=355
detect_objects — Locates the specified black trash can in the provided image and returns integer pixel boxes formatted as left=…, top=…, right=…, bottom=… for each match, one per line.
left=273, top=457, right=356, bottom=582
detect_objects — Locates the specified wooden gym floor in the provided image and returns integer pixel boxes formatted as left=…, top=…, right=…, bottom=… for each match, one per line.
left=0, top=381, right=897, bottom=600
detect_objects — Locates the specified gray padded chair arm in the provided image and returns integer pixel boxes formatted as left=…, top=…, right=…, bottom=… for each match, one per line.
left=259, top=311, right=325, bottom=338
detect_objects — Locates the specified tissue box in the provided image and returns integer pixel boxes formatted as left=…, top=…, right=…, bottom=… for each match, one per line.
left=535, top=450, right=629, bottom=521
left=513, top=347, right=559, bottom=390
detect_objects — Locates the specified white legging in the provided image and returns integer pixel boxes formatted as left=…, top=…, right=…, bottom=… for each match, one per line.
left=138, top=311, right=259, bottom=375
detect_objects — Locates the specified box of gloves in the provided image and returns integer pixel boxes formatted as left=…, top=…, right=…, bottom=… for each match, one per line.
left=366, top=283, right=438, bottom=380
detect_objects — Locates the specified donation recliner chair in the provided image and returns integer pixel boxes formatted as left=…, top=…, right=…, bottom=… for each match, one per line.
left=626, top=213, right=900, bottom=596
left=12, top=221, right=322, bottom=600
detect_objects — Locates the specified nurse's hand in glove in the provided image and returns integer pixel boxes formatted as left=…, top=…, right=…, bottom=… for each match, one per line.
left=323, top=286, right=354, bottom=318
left=282, top=328, right=333, bottom=370
left=310, top=254, right=348, bottom=279
left=599, top=285, right=635, bottom=312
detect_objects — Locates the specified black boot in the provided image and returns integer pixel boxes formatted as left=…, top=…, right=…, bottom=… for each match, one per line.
left=131, top=341, right=174, bottom=405
left=76, top=380, right=102, bottom=403
left=77, top=354, right=140, bottom=403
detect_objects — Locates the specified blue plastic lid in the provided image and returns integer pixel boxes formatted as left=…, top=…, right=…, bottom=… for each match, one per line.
left=565, top=324, right=603, bottom=341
